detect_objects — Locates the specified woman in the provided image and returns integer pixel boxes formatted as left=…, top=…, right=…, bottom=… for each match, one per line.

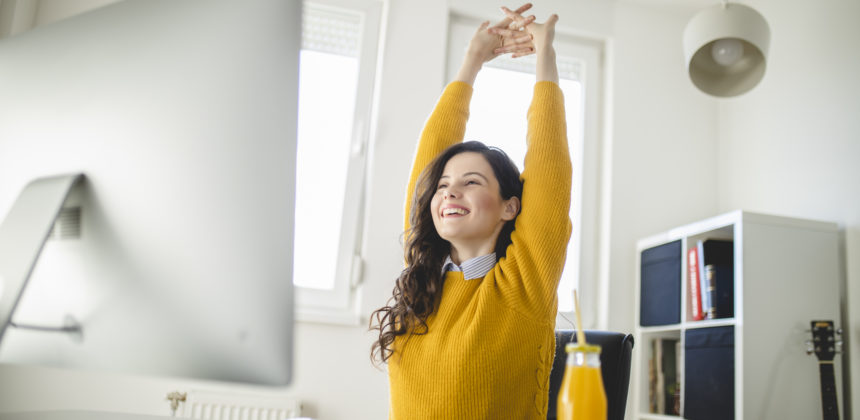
left=370, top=4, right=571, bottom=419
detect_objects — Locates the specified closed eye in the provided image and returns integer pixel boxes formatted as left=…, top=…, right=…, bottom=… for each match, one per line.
left=462, top=172, right=489, bottom=185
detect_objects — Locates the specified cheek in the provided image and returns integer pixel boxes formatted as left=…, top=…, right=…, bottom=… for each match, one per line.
left=429, top=195, right=441, bottom=221
left=473, top=191, right=501, bottom=213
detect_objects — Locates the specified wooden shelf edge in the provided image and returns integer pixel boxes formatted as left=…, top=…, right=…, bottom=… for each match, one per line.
left=637, top=318, right=736, bottom=333
left=637, top=413, right=684, bottom=420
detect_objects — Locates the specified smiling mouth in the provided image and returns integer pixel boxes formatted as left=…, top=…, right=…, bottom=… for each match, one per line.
left=442, top=207, right=470, bottom=217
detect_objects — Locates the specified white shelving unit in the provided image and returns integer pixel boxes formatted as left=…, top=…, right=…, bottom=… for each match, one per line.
left=632, top=210, right=842, bottom=420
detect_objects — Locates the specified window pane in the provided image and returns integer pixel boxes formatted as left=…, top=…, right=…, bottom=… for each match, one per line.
left=465, top=67, right=584, bottom=311
left=293, top=50, right=358, bottom=289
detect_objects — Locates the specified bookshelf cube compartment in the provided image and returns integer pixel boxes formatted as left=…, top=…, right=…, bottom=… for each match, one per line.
left=685, top=236, right=735, bottom=323
left=641, top=331, right=682, bottom=416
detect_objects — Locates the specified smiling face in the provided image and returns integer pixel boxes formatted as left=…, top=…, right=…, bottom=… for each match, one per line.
left=430, top=152, right=519, bottom=261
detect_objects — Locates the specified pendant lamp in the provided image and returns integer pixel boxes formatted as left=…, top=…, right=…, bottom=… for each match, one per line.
left=683, top=1, right=770, bottom=97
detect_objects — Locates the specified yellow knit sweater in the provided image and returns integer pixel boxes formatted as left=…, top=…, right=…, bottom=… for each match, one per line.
left=388, top=81, right=571, bottom=419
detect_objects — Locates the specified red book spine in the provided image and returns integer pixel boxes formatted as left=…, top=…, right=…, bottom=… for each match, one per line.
left=687, top=247, right=704, bottom=321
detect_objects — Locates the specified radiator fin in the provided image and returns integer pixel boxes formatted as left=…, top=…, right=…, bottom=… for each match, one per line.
left=178, top=390, right=302, bottom=420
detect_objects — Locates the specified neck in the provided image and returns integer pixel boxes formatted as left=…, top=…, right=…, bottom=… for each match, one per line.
left=449, top=233, right=500, bottom=265
left=450, top=246, right=494, bottom=265
left=818, top=361, right=840, bottom=420
left=447, top=221, right=506, bottom=265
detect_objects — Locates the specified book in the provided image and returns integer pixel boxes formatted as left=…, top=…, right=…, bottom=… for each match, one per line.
left=674, top=340, right=681, bottom=415
left=661, top=338, right=679, bottom=415
left=648, top=345, right=658, bottom=413
left=704, top=264, right=717, bottom=319
left=687, top=247, right=704, bottom=321
left=696, top=240, right=710, bottom=319
left=654, top=339, right=664, bottom=414
left=705, top=263, right=735, bottom=318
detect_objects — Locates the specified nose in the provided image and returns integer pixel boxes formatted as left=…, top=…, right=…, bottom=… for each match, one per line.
left=443, top=189, right=457, bottom=199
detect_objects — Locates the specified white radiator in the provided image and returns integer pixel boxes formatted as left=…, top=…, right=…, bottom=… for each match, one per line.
left=177, top=390, right=303, bottom=420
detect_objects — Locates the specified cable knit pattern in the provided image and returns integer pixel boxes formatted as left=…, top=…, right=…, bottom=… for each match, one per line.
left=390, top=81, right=571, bottom=420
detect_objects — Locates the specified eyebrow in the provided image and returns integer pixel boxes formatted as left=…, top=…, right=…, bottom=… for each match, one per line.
left=439, top=172, right=489, bottom=182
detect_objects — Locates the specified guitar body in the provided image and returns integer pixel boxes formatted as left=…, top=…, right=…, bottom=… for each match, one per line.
left=811, top=320, right=840, bottom=420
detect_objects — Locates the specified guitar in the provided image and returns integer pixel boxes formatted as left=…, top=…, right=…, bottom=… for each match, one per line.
left=809, top=320, right=840, bottom=420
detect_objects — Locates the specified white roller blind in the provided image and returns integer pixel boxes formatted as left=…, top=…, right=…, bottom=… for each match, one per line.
left=486, top=54, right=583, bottom=82
left=302, top=4, right=361, bottom=57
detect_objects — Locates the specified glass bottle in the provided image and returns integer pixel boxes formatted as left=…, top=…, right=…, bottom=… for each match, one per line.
left=557, top=343, right=607, bottom=420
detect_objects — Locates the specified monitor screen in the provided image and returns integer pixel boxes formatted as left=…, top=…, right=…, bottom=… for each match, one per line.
left=0, top=0, right=299, bottom=386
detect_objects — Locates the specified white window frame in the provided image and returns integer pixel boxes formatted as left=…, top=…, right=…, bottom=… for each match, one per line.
left=446, top=13, right=612, bottom=330
left=294, top=0, right=382, bottom=324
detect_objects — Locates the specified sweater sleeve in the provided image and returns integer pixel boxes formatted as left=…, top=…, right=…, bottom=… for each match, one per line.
left=403, top=82, right=473, bottom=234
left=497, top=81, right=572, bottom=319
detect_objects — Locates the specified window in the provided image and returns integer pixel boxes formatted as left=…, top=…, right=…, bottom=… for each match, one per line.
left=294, top=0, right=381, bottom=323
left=447, top=14, right=608, bottom=328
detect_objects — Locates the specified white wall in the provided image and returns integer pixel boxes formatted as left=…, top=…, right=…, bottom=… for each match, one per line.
left=607, top=1, right=719, bottom=334
left=716, top=0, right=860, bottom=415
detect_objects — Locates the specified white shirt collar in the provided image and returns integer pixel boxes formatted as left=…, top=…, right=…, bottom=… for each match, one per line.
left=441, top=253, right=496, bottom=280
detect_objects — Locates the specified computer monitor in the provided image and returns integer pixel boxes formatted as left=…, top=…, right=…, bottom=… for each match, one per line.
left=0, top=0, right=299, bottom=386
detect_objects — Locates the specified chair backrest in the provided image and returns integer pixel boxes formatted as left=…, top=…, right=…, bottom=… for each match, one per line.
left=547, top=330, right=634, bottom=420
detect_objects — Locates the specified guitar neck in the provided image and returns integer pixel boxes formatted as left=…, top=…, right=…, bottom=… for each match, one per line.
left=818, top=362, right=840, bottom=420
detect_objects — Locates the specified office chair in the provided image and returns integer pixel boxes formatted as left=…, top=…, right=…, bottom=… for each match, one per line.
left=547, top=330, right=634, bottom=420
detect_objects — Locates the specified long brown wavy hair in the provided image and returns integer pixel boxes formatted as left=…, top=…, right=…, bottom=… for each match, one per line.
left=369, top=141, right=523, bottom=365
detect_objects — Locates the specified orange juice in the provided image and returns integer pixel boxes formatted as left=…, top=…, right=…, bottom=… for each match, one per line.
left=557, top=343, right=607, bottom=420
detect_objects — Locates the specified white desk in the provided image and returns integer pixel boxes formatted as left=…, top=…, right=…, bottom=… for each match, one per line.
left=0, top=412, right=315, bottom=420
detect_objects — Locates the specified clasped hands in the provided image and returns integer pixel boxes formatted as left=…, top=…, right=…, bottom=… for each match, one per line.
left=467, top=3, right=559, bottom=64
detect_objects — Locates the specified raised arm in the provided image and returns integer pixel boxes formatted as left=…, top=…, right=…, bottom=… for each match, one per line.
left=493, top=12, right=572, bottom=318
left=404, top=4, right=536, bottom=232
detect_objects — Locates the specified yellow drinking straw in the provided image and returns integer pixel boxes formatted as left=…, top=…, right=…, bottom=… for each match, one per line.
left=559, top=289, right=607, bottom=420
left=573, top=289, right=586, bottom=345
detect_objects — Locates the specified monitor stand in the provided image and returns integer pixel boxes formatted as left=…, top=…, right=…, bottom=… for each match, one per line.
left=0, top=174, right=84, bottom=344
left=0, top=411, right=316, bottom=420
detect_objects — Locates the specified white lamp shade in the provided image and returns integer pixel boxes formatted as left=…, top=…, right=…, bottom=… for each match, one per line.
left=683, top=3, right=770, bottom=97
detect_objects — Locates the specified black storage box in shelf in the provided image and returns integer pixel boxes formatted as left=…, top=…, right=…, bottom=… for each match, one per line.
left=640, top=240, right=681, bottom=326
left=684, top=326, right=735, bottom=420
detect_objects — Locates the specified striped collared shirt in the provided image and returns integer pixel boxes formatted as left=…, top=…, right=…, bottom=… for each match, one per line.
left=442, top=253, right=497, bottom=280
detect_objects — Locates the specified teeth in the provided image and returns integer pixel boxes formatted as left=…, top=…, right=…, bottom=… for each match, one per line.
left=443, top=208, right=469, bottom=216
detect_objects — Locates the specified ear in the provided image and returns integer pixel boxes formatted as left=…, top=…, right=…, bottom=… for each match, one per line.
left=500, top=196, right=520, bottom=221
